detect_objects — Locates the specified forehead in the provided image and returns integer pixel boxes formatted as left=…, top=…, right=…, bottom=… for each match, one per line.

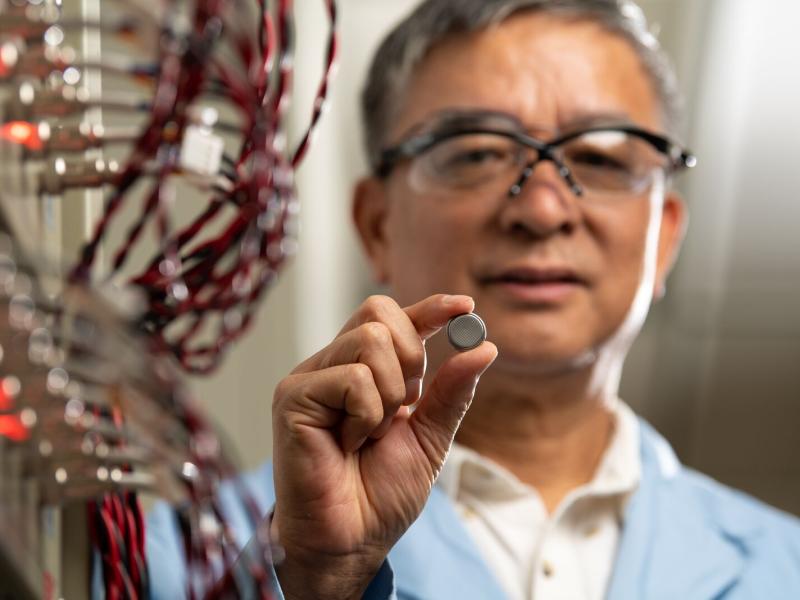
left=391, top=12, right=663, bottom=140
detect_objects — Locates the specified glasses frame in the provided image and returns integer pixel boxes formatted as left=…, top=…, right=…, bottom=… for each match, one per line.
left=376, top=123, right=697, bottom=198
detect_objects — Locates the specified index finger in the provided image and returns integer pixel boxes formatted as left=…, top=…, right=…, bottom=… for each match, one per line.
left=403, top=294, right=476, bottom=340
left=341, top=294, right=474, bottom=401
left=337, top=294, right=474, bottom=341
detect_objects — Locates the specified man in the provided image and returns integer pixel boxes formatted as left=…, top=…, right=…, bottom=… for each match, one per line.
left=147, top=1, right=800, bottom=598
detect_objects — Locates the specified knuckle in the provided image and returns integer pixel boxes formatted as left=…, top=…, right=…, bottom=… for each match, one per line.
left=345, top=367, right=383, bottom=424
left=346, top=362, right=374, bottom=388
left=361, top=294, right=397, bottom=320
left=359, top=321, right=393, bottom=349
left=272, top=376, right=300, bottom=424
left=272, top=376, right=295, bottom=406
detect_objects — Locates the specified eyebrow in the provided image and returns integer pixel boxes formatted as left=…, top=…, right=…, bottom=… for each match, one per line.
left=404, top=108, right=639, bottom=139
left=404, top=108, right=523, bottom=136
left=558, top=111, right=639, bottom=132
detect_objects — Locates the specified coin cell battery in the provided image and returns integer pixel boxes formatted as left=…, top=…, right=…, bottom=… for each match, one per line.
left=447, top=313, right=487, bottom=351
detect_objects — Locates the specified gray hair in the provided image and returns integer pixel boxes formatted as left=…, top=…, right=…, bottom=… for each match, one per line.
left=362, top=0, right=681, bottom=170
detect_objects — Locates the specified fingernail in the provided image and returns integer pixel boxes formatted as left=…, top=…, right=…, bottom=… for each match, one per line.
left=404, top=376, right=422, bottom=405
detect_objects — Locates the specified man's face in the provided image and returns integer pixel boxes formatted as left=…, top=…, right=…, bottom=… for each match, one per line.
left=355, top=13, right=685, bottom=376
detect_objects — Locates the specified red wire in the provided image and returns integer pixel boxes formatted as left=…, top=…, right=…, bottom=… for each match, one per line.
left=66, top=0, right=337, bottom=375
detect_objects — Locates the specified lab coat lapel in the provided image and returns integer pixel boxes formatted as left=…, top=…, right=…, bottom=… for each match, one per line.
left=389, top=486, right=509, bottom=600
left=607, top=421, right=750, bottom=600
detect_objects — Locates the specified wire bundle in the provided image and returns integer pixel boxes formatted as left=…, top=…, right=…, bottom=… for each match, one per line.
left=1, top=0, right=338, bottom=596
left=0, top=231, right=280, bottom=598
left=1, top=0, right=338, bottom=374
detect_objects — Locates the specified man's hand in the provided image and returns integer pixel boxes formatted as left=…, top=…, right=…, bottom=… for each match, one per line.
left=271, top=294, right=497, bottom=600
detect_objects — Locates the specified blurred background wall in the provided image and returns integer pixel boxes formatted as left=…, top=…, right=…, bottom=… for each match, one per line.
left=192, top=0, right=800, bottom=516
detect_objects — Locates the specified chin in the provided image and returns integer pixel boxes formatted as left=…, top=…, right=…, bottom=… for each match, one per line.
left=481, top=305, right=608, bottom=371
left=492, top=351, right=598, bottom=380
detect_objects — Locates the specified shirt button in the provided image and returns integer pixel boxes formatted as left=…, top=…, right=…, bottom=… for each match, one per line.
left=585, top=524, right=600, bottom=537
left=542, top=560, right=555, bottom=577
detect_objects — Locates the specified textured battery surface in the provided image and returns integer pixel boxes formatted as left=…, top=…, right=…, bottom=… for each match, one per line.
left=447, top=313, right=487, bottom=351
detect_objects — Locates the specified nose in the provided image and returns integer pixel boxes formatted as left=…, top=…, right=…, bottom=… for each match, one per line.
left=497, top=160, right=580, bottom=239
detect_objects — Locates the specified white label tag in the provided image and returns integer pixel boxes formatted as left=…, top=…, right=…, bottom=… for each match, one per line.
left=180, top=125, right=224, bottom=176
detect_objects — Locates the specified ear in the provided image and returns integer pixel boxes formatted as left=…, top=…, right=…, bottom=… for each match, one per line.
left=653, top=191, right=688, bottom=301
left=353, top=176, right=392, bottom=284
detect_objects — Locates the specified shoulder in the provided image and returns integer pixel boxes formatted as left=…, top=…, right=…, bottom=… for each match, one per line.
left=627, top=420, right=800, bottom=596
left=638, top=418, right=800, bottom=542
left=638, top=419, right=800, bottom=587
left=675, top=468, right=800, bottom=594
left=675, top=466, right=800, bottom=549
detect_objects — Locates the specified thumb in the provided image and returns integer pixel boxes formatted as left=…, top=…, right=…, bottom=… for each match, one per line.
left=410, top=341, right=497, bottom=469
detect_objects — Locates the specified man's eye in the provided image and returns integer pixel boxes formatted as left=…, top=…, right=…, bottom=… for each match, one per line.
left=569, top=151, right=630, bottom=172
left=449, top=148, right=507, bottom=165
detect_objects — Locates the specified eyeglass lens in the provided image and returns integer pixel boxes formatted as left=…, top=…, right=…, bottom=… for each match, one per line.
left=409, top=130, right=667, bottom=197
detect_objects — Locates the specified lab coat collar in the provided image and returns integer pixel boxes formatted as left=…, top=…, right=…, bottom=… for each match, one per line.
left=390, top=484, right=509, bottom=599
left=606, top=419, right=761, bottom=600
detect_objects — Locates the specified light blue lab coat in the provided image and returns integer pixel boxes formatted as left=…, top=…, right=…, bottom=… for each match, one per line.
left=146, top=420, right=800, bottom=599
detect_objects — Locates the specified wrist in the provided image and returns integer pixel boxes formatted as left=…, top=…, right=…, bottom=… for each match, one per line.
left=270, top=510, right=387, bottom=600
left=276, top=548, right=385, bottom=600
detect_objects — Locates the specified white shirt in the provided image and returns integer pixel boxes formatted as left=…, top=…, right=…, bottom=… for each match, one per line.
left=436, top=400, right=641, bottom=600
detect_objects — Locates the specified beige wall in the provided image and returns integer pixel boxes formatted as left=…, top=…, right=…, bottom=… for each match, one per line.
left=624, top=0, right=800, bottom=514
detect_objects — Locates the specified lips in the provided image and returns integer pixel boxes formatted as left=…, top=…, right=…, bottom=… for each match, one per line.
left=479, top=265, right=587, bottom=303
left=487, top=266, right=583, bottom=285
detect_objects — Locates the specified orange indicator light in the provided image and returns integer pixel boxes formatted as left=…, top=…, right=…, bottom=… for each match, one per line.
left=0, top=416, right=29, bottom=442
left=0, top=121, right=43, bottom=150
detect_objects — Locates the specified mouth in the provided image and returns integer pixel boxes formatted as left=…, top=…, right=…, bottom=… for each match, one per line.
left=479, top=266, right=587, bottom=304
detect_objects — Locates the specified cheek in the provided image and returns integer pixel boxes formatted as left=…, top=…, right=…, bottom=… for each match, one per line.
left=386, top=196, right=483, bottom=301
left=588, top=203, right=652, bottom=316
